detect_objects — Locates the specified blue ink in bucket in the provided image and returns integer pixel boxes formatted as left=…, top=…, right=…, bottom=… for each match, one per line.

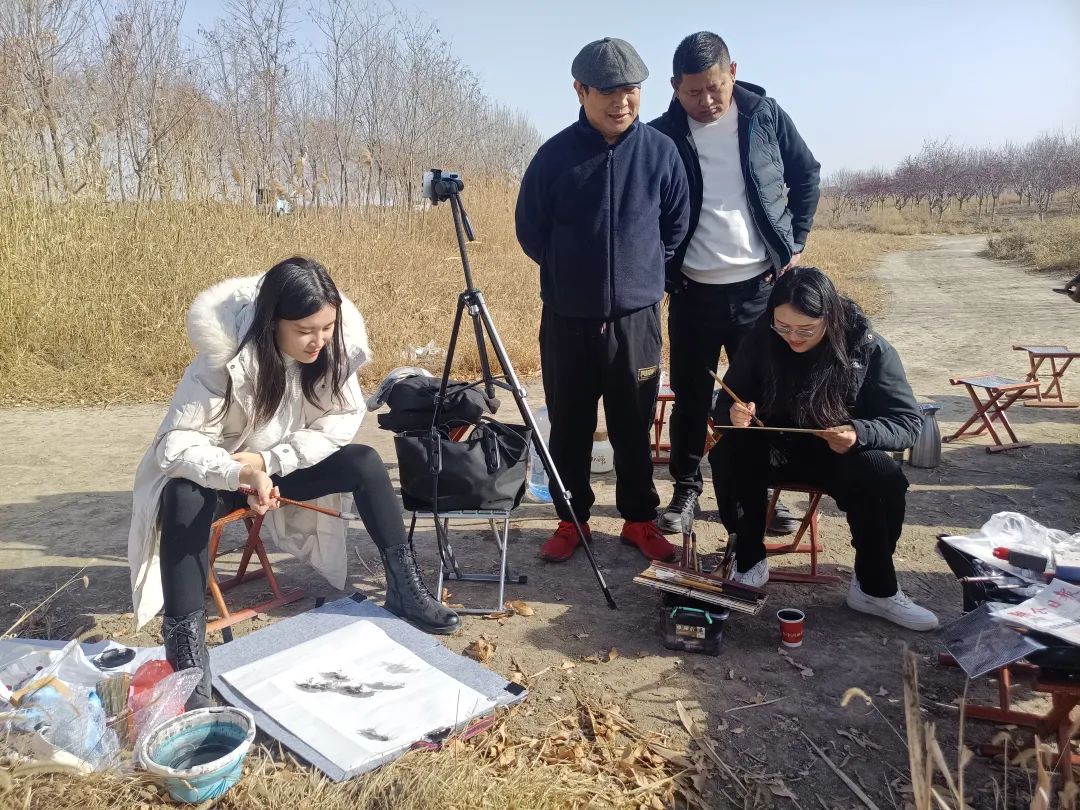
left=139, top=707, right=255, bottom=804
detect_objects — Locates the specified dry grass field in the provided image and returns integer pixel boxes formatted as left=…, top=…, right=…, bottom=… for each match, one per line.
left=988, top=215, right=1080, bottom=275
left=0, top=191, right=912, bottom=407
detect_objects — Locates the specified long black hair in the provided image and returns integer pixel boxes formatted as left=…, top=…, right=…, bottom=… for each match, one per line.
left=761, top=267, right=856, bottom=429
left=217, top=257, right=348, bottom=428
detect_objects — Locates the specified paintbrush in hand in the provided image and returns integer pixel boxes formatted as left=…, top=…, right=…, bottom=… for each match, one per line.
left=707, top=369, right=766, bottom=427
left=237, top=486, right=360, bottom=521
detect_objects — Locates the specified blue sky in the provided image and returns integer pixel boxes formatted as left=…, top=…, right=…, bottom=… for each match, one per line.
left=181, top=0, right=1080, bottom=175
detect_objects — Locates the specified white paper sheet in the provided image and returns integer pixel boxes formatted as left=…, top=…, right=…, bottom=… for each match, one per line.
left=221, top=621, right=495, bottom=771
left=992, top=579, right=1080, bottom=645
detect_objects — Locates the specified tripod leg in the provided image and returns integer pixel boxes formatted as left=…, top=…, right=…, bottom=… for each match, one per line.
left=468, top=300, right=498, bottom=401
left=475, top=301, right=618, bottom=610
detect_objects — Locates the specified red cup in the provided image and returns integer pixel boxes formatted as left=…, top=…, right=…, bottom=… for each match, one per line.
left=777, top=608, right=805, bottom=648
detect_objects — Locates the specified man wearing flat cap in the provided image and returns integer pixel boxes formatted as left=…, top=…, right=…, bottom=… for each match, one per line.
left=516, top=37, right=690, bottom=565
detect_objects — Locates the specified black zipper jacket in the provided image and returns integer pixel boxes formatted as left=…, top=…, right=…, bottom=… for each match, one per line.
left=515, top=109, right=690, bottom=319
left=649, top=82, right=820, bottom=285
left=714, top=304, right=922, bottom=451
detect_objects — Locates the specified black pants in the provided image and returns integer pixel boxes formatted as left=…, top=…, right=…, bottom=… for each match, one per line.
left=708, top=432, right=908, bottom=597
left=159, top=444, right=405, bottom=617
left=667, top=273, right=773, bottom=494
left=540, top=304, right=661, bottom=523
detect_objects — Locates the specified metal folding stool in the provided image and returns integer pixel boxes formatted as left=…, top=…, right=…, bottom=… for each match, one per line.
left=406, top=509, right=527, bottom=616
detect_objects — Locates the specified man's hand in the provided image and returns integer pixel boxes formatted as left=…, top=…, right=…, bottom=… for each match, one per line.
left=1066, top=272, right=1080, bottom=303
left=730, top=401, right=757, bottom=427
left=238, top=466, right=280, bottom=515
left=231, top=451, right=265, bottom=472
left=779, top=252, right=802, bottom=274
left=817, top=424, right=858, bottom=454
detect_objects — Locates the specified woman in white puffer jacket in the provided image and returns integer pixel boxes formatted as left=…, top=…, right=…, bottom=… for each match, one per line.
left=128, top=257, right=459, bottom=709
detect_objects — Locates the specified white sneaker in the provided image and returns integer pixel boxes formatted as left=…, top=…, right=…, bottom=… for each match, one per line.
left=731, top=559, right=769, bottom=589
left=846, top=578, right=939, bottom=631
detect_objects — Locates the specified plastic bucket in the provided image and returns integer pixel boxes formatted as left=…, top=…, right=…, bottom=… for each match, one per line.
left=138, top=707, right=255, bottom=804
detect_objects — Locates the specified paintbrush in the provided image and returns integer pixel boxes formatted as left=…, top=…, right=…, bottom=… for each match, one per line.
left=707, top=369, right=766, bottom=427
left=96, top=673, right=133, bottom=747
left=237, top=486, right=360, bottom=521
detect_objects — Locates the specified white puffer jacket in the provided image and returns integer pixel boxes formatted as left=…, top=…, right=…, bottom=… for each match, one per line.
left=127, top=275, right=372, bottom=629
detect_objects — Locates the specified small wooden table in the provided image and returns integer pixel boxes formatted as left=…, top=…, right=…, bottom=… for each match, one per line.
left=944, top=372, right=1039, bottom=453
left=1013, top=345, right=1080, bottom=408
left=939, top=654, right=1080, bottom=787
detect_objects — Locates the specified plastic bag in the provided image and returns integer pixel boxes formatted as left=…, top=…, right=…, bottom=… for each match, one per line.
left=131, top=667, right=204, bottom=760
left=941, top=512, right=1080, bottom=583
left=2, top=682, right=120, bottom=771
left=401, top=340, right=443, bottom=372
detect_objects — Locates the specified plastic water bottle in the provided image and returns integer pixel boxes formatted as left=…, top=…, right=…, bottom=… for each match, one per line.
left=591, top=430, right=614, bottom=474
left=526, top=405, right=553, bottom=503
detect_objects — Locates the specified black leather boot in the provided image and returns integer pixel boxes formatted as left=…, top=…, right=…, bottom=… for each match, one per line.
left=162, top=608, right=212, bottom=710
left=381, top=545, right=461, bottom=635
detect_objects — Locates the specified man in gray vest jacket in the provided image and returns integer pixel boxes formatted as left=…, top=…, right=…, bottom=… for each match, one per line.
left=650, top=31, right=820, bottom=534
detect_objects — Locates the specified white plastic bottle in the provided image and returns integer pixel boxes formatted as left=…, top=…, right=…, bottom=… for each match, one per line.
left=591, top=430, right=614, bottom=474
left=526, top=405, right=553, bottom=503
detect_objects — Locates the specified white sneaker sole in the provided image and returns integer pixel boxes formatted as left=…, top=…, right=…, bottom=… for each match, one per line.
left=733, top=572, right=769, bottom=589
left=845, top=593, right=938, bottom=632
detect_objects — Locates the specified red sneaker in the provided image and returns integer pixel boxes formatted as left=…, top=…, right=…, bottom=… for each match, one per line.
left=620, top=520, right=677, bottom=561
left=540, top=521, right=590, bottom=562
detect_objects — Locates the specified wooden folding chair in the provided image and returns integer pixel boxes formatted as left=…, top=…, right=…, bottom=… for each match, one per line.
left=764, top=484, right=841, bottom=585
left=206, top=507, right=305, bottom=634
left=652, top=385, right=719, bottom=466
left=1013, top=345, right=1080, bottom=408
left=651, top=386, right=676, bottom=464
left=943, top=372, right=1039, bottom=453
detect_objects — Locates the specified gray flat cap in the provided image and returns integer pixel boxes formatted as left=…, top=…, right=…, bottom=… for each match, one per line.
left=571, top=37, right=649, bottom=91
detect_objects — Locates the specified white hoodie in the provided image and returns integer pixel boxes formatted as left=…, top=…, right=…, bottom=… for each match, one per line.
left=127, top=275, right=372, bottom=629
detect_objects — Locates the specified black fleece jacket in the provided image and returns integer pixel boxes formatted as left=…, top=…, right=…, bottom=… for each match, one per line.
left=713, top=305, right=922, bottom=451
left=515, top=109, right=690, bottom=319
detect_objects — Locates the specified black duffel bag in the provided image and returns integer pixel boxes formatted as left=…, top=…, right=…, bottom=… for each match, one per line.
left=377, top=377, right=499, bottom=433
left=394, top=420, right=532, bottom=512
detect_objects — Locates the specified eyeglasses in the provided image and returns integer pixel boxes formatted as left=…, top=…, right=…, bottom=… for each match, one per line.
left=771, top=322, right=823, bottom=340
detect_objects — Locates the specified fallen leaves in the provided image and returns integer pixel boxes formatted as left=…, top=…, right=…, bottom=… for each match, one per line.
left=777, top=648, right=814, bottom=679
left=463, top=637, right=496, bottom=664
left=837, top=727, right=882, bottom=751
left=506, top=599, right=534, bottom=617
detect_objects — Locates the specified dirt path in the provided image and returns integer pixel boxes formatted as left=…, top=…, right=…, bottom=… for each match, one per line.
left=1, top=235, right=1078, bottom=806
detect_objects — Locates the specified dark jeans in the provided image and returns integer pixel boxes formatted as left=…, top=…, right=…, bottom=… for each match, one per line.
left=708, top=431, right=908, bottom=597
left=540, top=304, right=662, bottom=523
left=668, top=273, right=772, bottom=495
left=159, top=444, right=405, bottom=617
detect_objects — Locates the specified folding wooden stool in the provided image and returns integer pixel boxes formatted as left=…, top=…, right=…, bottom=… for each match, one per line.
left=1013, top=345, right=1080, bottom=408
left=206, top=507, right=305, bottom=634
left=764, top=484, right=841, bottom=585
left=943, top=372, right=1039, bottom=453
left=651, top=386, right=676, bottom=464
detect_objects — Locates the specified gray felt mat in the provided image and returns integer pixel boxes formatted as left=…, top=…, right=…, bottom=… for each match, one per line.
left=210, top=594, right=526, bottom=780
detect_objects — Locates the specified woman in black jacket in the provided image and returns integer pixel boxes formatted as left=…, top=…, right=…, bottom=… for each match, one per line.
left=709, top=267, right=937, bottom=630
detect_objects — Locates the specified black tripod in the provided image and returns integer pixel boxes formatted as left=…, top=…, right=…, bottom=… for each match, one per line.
left=426, top=176, right=617, bottom=610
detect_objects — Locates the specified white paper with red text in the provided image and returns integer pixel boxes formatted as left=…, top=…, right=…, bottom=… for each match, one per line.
left=991, top=579, right=1080, bottom=646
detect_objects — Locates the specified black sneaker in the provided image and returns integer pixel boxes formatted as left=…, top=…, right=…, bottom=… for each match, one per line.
left=767, top=494, right=801, bottom=536
left=657, top=487, right=699, bottom=534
